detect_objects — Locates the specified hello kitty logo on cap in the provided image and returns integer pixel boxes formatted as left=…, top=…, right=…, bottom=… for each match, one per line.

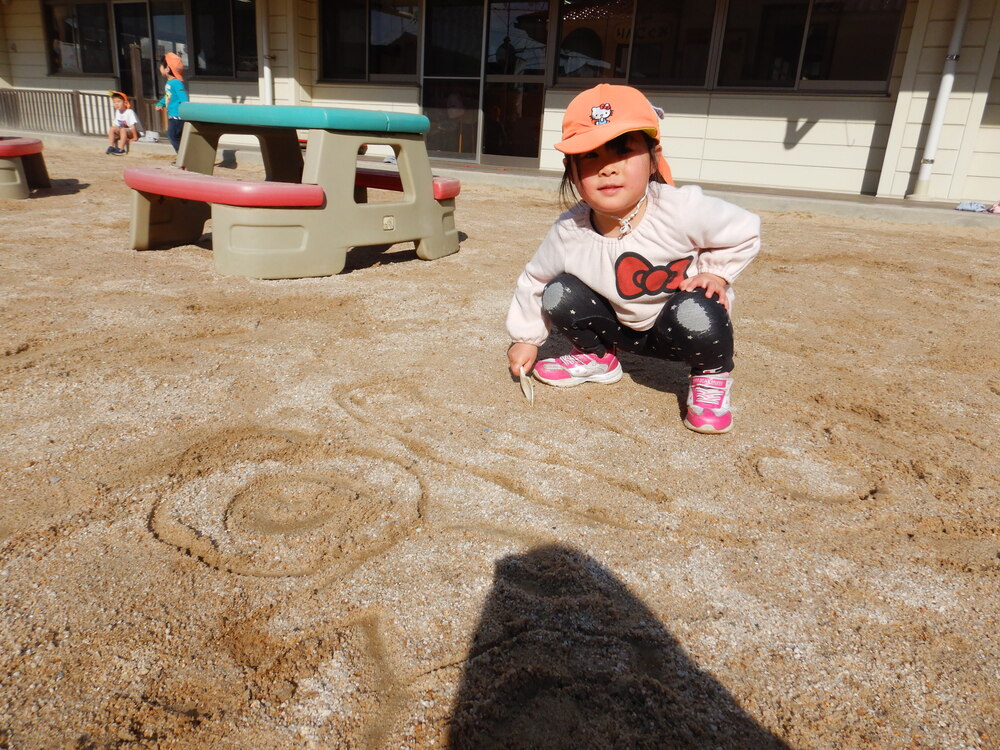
left=556, top=83, right=673, bottom=185
left=590, top=103, right=613, bottom=125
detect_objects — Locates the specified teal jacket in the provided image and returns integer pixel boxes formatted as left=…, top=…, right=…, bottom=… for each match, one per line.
left=156, top=78, right=188, bottom=118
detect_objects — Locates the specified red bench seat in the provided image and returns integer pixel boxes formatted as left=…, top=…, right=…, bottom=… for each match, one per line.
left=355, top=166, right=461, bottom=201
left=0, top=137, right=45, bottom=158
left=123, top=166, right=326, bottom=207
left=0, top=136, right=50, bottom=199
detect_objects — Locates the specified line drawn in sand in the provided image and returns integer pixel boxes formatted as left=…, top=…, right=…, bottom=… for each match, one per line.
left=337, top=379, right=680, bottom=533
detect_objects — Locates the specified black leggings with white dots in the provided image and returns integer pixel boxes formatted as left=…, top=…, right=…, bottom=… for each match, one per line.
left=540, top=273, right=734, bottom=375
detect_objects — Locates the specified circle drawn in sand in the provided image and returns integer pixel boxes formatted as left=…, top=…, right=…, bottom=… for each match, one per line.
left=226, top=475, right=352, bottom=535
left=152, top=449, right=421, bottom=577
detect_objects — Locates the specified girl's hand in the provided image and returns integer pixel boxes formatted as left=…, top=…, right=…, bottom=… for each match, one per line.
left=679, top=273, right=730, bottom=311
left=508, top=342, right=538, bottom=378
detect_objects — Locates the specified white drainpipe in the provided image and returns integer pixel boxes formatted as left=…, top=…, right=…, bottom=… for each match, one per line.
left=259, top=0, right=274, bottom=106
left=908, top=0, right=972, bottom=199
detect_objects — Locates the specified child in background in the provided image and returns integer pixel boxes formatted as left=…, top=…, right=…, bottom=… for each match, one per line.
left=506, top=84, right=761, bottom=434
left=156, top=52, right=188, bottom=152
left=105, top=91, right=139, bottom=155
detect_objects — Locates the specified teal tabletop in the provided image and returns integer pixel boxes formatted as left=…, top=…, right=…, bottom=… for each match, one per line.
left=178, top=102, right=430, bottom=134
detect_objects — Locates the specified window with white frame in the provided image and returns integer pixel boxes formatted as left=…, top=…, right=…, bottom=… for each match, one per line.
left=319, top=0, right=420, bottom=81
left=190, top=0, right=259, bottom=79
left=555, top=0, right=906, bottom=92
left=43, top=1, right=114, bottom=75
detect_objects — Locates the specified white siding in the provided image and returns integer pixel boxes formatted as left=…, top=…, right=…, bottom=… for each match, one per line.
left=540, top=90, right=897, bottom=195
left=963, top=51, right=1000, bottom=199
left=0, top=0, right=116, bottom=92
left=2, top=0, right=997, bottom=200
left=0, top=8, right=11, bottom=87
left=877, top=0, right=1000, bottom=199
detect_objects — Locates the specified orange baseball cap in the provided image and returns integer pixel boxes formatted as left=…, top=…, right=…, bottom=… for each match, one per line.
left=164, top=52, right=184, bottom=81
left=555, top=84, right=674, bottom=185
left=108, top=90, right=130, bottom=108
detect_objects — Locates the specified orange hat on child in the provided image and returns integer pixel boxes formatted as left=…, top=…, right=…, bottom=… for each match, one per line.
left=164, top=52, right=184, bottom=81
left=555, top=84, right=674, bottom=186
left=108, top=90, right=130, bottom=108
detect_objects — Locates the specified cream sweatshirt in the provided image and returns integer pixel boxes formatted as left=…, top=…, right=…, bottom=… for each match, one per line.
left=506, top=182, right=761, bottom=346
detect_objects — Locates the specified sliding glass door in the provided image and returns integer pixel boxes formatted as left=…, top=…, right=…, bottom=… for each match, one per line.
left=423, top=0, right=548, bottom=166
left=423, top=0, right=484, bottom=159
left=482, top=1, right=547, bottom=165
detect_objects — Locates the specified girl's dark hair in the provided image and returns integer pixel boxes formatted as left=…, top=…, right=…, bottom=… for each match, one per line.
left=558, top=130, right=665, bottom=209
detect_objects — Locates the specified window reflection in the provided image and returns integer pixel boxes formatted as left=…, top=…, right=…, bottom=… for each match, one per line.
left=557, top=0, right=631, bottom=79
left=718, top=0, right=808, bottom=87
left=630, top=0, right=715, bottom=86
left=487, top=2, right=547, bottom=76
left=192, top=2, right=235, bottom=76
left=44, top=2, right=113, bottom=75
left=425, top=0, right=484, bottom=77
left=801, top=0, right=905, bottom=82
left=483, top=82, right=544, bottom=157
left=191, top=0, right=257, bottom=79
left=315, top=0, right=907, bottom=93
left=113, top=3, right=153, bottom=99
left=370, top=1, right=419, bottom=76
left=423, top=79, right=480, bottom=157
left=233, top=0, right=258, bottom=76
left=78, top=4, right=113, bottom=74
left=321, top=0, right=366, bottom=79
left=151, top=1, right=188, bottom=98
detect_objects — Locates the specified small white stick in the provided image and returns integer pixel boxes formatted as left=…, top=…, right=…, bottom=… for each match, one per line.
left=519, top=366, right=534, bottom=406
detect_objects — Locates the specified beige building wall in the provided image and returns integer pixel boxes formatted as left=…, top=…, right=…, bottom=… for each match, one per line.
left=963, top=50, right=1000, bottom=200
left=0, top=4, right=12, bottom=87
left=877, top=0, right=1000, bottom=200
left=539, top=1, right=922, bottom=193
left=254, top=0, right=317, bottom=106
left=2, top=0, right=997, bottom=201
left=540, top=93, right=898, bottom=193
left=0, top=0, right=112, bottom=93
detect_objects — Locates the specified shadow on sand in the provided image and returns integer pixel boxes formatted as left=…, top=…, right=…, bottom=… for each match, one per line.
left=342, top=231, right=469, bottom=273
left=35, top=178, right=89, bottom=197
left=450, top=544, right=789, bottom=749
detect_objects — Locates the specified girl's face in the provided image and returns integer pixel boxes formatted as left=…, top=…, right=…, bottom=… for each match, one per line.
left=113, top=98, right=127, bottom=112
left=159, top=63, right=170, bottom=78
left=572, top=131, right=660, bottom=234
left=570, top=131, right=658, bottom=235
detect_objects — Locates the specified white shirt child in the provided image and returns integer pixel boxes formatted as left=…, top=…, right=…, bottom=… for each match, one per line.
left=113, top=108, right=139, bottom=130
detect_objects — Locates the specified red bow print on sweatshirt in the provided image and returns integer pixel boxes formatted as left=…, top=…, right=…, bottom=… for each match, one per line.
left=615, top=252, right=693, bottom=299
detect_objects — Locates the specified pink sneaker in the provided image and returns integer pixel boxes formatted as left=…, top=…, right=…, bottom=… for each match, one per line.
left=533, top=348, right=622, bottom=387
left=683, top=373, right=733, bottom=433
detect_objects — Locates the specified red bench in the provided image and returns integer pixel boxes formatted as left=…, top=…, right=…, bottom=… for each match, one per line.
left=124, top=165, right=327, bottom=260
left=123, top=166, right=325, bottom=207
left=0, top=136, right=51, bottom=199
left=355, top=166, right=461, bottom=201
left=124, top=159, right=461, bottom=280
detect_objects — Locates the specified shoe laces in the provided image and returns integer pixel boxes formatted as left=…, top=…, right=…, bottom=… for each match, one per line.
left=690, top=379, right=727, bottom=408
left=556, top=352, right=589, bottom=367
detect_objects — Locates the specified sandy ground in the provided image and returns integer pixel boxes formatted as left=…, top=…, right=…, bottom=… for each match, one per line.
left=1, top=142, right=998, bottom=750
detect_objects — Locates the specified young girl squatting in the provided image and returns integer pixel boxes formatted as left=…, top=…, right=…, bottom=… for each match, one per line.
left=506, top=84, right=761, bottom=434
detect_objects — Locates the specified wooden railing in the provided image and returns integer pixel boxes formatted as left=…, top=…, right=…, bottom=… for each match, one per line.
left=0, top=88, right=163, bottom=137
